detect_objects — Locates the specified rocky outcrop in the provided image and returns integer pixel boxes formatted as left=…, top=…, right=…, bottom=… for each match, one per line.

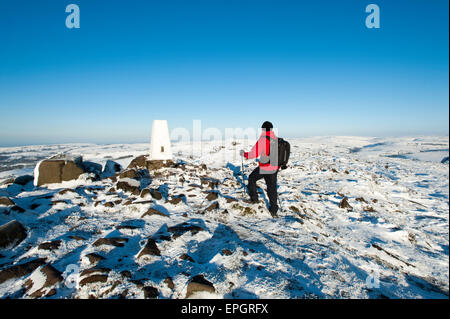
left=93, top=237, right=128, bottom=248
left=137, top=238, right=161, bottom=258
left=206, top=192, right=219, bottom=201
left=127, top=155, right=147, bottom=169
left=168, top=222, right=206, bottom=239
left=24, top=264, right=63, bottom=298
left=34, top=156, right=86, bottom=186
left=0, top=258, right=46, bottom=284
left=13, top=175, right=34, bottom=186
left=101, top=160, right=122, bottom=178
left=0, top=197, right=15, bottom=206
left=0, top=220, right=27, bottom=248
left=127, top=155, right=174, bottom=171
left=142, top=286, right=159, bottom=299
left=84, top=253, right=106, bottom=265
left=79, top=274, right=108, bottom=287
left=141, top=207, right=168, bottom=218
left=38, top=240, right=62, bottom=251
left=119, top=169, right=139, bottom=180
left=339, top=197, right=353, bottom=211
left=185, top=275, right=215, bottom=298
left=116, top=179, right=140, bottom=195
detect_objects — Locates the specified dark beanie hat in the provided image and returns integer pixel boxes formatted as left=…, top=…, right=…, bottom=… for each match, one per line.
left=261, top=121, right=273, bottom=130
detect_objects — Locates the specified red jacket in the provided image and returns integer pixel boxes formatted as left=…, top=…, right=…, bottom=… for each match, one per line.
left=244, top=130, right=279, bottom=171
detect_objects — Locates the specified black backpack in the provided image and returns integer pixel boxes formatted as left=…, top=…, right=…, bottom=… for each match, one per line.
left=260, top=136, right=291, bottom=170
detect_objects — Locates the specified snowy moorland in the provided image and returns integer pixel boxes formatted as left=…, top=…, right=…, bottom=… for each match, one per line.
left=0, top=136, right=448, bottom=299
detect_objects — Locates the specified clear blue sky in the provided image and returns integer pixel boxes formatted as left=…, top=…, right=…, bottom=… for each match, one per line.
left=0, top=0, right=448, bottom=146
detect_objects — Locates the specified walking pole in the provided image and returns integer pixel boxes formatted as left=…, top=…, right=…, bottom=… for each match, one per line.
left=277, top=196, right=282, bottom=213
left=241, top=156, right=245, bottom=198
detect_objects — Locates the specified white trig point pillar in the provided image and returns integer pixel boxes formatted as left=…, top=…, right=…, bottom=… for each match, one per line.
left=150, top=120, right=173, bottom=160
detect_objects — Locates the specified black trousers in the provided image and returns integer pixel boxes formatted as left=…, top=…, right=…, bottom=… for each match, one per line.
left=247, top=167, right=278, bottom=214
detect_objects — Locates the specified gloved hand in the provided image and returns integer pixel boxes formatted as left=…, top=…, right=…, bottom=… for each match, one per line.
left=239, top=150, right=245, bottom=157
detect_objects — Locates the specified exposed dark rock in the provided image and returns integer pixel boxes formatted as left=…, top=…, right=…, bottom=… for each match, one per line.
left=147, top=160, right=174, bottom=171
left=45, top=289, right=57, bottom=297
left=150, top=189, right=163, bottom=200
left=116, top=180, right=140, bottom=195
left=80, top=267, right=111, bottom=277
left=119, top=169, right=139, bottom=180
left=68, top=235, right=86, bottom=241
left=0, top=220, right=27, bottom=248
left=168, top=222, right=206, bottom=239
left=180, top=253, right=195, bottom=262
left=25, top=264, right=63, bottom=298
left=0, top=197, right=14, bottom=206
left=355, top=197, right=368, bottom=203
left=164, top=277, right=175, bottom=289
left=289, top=206, right=300, bottom=213
left=104, top=201, right=115, bottom=208
left=140, top=188, right=151, bottom=198
left=339, top=197, right=353, bottom=211
left=13, top=175, right=34, bottom=186
left=85, top=253, right=106, bottom=264
left=141, top=207, right=168, bottom=218
left=93, top=237, right=128, bottom=248
left=200, top=177, right=220, bottom=189
left=206, top=192, right=219, bottom=201
left=107, top=187, right=116, bottom=193
left=222, top=249, right=233, bottom=256
left=35, top=156, right=87, bottom=186
left=142, top=286, right=159, bottom=299
left=231, top=203, right=256, bottom=215
left=58, top=188, right=78, bottom=196
left=167, top=197, right=182, bottom=205
left=127, top=155, right=148, bottom=169
left=185, top=275, right=215, bottom=298
left=38, top=240, right=62, bottom=251
left=0, top=258, right=46, bottom=284
left=364, top=206, right=376, bottom=212
left=137, top=238, right=161, bottom=258
left=51, top=200, right=68, bottom=205
left=10, top=205, right=25, bottom=214
left=79, top=274, right=108, bottom=287
left=123, top=199, right=133, bottom=206
left=116, top=225, right=140, bottom=230
left=0, top=178, right=14, bottom=186
left=205, top=202, right=219, bottom=212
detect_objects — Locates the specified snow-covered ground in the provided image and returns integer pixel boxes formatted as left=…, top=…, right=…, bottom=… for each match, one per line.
left=0, top=136, right=448, bottom=299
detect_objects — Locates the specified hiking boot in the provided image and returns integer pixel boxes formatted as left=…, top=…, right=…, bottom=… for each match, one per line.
left=269, top=205, right=278, bottom=218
